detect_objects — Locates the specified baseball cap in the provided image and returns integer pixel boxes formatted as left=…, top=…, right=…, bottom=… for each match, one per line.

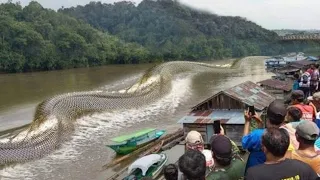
left=185, top=131, right=204, bottom=144
left=296, top=121, right=320, bottom=141
left=267, top=100, right=287, bottom=124
left=307, top=92, right=320, bottom=101
left=210, top=135, right=232, bottom=158
left=291, top=90, right=304, bottom=100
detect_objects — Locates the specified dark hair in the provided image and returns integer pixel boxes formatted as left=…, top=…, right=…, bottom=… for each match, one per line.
left=315, top=64, right=319, bottom=69
left=267, top=100, right=287, bottom=126
left=293, top=73, right=300, bottom=79
left=296, top=98, right=304, bottom=103
left=296, top=135, right=317, bottom=146
left=213, top=154, right=231, bottom=166
left=262, top=128, right=290, bottom=157
left=163, top=164, right=178, bottom=180
left=287, top=107, right=302, bottom=122
left=178, top=150, right=206, bottom=180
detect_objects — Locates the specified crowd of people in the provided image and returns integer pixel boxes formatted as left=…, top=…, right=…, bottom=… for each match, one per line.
left=160, top=130, right=245, bottom=180
left=292, top=64, right=320, bottom=98
left=161, top=81, right=320, bottom=179
left=139, top=64, right=320, bottom=180
left=157, top=96, right=320, bottom=180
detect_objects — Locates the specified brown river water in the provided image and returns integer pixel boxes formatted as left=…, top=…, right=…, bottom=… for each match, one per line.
left=0, top=57, right=273, bottom=180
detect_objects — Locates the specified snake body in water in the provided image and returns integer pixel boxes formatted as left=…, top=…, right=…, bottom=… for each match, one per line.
left=0, top=60, right=239, bottom=165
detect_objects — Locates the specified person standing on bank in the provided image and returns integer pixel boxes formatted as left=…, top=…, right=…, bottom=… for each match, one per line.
left=310, top=64, right=320, bottom=95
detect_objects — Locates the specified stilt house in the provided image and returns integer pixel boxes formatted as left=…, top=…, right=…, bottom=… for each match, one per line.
left=178, top=81, right=275, bottom=146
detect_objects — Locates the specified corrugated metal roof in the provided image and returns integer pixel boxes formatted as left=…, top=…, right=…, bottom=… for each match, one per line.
left=192, top=81, right=275, bottom=111
left=223, top=81, right=276, bottom=111
left=290, top=60, right=314, bottom=68
left=275, top=66, right=300, bottom=73
left=258, top=79, right=292, bottom=92
left=178, top=109, right=245, bottom=125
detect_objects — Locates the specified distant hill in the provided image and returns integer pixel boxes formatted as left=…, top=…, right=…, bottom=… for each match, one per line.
left=1, top=0, right=319, bottom=73
left=60, top=0, right=284, bottom=60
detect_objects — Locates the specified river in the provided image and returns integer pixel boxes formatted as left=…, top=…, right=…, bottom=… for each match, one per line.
left=0, top=57, right=273, bottom=180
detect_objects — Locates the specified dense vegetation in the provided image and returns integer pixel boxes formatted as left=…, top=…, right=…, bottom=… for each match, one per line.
left=0, top=1, right=150, bottom=73
left=60, top=0, right=283, bottom=60
left=1, top=0, right=319, bottom=73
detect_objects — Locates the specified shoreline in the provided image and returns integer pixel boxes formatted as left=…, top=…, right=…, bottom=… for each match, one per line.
left=0, top=58, right=236, bottom=75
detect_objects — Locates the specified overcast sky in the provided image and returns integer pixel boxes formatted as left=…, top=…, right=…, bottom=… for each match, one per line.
left=1, top=0, right=319, bottom=30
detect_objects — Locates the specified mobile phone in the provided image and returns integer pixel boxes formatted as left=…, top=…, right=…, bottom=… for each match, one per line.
left=249, top=105, right=255, bottom=115
left=213, top=120, right=221, bottom=134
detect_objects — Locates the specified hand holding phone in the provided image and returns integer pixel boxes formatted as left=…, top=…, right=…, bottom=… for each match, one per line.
left=213, top=120, right=221, bottom=134
left=249, top=105, right=255, bottom=116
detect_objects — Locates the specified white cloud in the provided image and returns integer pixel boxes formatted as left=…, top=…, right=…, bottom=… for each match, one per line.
left=1, top=0, right=319, bottom=30
left=178, top=0, right=320, bottom=30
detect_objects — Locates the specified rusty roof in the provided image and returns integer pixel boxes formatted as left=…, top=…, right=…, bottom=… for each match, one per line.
left=290, top=60, right=315, bottom=68
left=275, top=66, right=300, bottom=73
left=257, top=79, right=292, bottom=92
left=177, top=109, right=245, bottom=125
left=192, top=81, right=275, bottom=111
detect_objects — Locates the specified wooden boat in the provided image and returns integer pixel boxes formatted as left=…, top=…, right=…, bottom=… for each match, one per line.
left=124, top=153, right=168, bottom=180
left=107, top=128, right=166, bottom=155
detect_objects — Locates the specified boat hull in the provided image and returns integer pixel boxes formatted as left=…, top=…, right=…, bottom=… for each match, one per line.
left=107, top=130, right=166, bottom=155
left=124, top=154, right=168, bottom=180
left=107, top=144, right=140, bottom=155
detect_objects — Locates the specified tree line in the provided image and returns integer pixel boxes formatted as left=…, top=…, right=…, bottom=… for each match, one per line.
left=0, top=1, right=150, bottom=73
left=1, top=0, right=319, bottom=73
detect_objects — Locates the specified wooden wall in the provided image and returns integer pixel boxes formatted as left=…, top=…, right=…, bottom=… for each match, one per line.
left=211, top=94, right=243, bottom=109
left=193, top=93, right=243, bottom=111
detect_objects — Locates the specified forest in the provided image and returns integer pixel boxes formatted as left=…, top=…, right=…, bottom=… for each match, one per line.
left=0, top=0, right=319, bottom=73
left=0, top=1, right=150, bottom=73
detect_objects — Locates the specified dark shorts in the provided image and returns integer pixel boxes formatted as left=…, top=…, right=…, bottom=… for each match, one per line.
left=299, top=87, right=310, bottom=98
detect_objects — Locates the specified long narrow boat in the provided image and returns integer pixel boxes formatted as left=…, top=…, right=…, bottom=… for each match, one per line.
left=124, top=153, right=168, bottom=180
left=107, top=128, right=166, bottom=155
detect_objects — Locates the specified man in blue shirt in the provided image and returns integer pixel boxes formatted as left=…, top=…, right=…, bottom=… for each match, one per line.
left=242, top=100, right=287, bottom=173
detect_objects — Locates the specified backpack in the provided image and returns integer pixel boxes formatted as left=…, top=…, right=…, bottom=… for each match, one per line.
left=299, top=72, right=310, bottom=88
left=302, top=73, right=310, bottom=84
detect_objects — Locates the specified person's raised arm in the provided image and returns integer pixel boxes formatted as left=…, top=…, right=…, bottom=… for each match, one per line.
left=243, top=110, right=251, bottom=136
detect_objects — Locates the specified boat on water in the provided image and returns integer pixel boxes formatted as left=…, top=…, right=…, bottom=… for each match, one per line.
left=265, top=56, right=286, bottom=68
left=283, top=52, right=306, bottom=62
left=107, top=128, right=166, bottom=155
left=265, top=52, right=307, bottom=69
left=124, top=153, right=168, bottom=180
